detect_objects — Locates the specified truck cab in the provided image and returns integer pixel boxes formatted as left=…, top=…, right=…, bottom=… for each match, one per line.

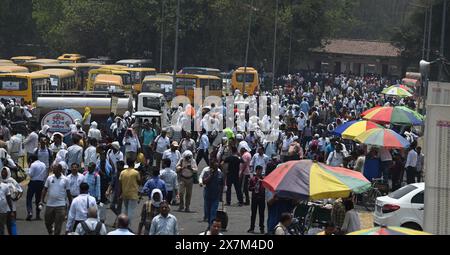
left=137, top=92, right=167, bottom=112
left=136, top=92, right=170, bottom=128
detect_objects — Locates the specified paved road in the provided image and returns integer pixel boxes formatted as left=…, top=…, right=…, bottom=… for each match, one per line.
left=14, top=160, right=373, bottom=235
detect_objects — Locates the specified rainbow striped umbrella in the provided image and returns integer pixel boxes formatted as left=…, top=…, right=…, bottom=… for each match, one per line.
left=382, top=86, right=413, bottom=97
left=348, top=226, right=432, bottom=235
left=262, top=160, right=371, bottom=200
left=333, top=120, right=382, bottom=140
left=355, top=128, right=410, bottom=149
left=393, top=84, right=414, bottom=92
left=362, top=106, right=424, bottom=126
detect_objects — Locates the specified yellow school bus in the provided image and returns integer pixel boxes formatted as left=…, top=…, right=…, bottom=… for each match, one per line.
left=10, top=56, right=37, bottom=65
left=34, top=69, right=77, bottom=91
left=231, top=67, right=259, bottom=95
left=125, top=68, right=157, bottom=93
left=175, top=74, right=222, bottom=102
left=93, top=74, right=124, bottom=92
left=57, top=53, right=86, bottom=63
left=0, top=66, right=30, bottom=74
left=142, top=75, right=174, bottom=100
left=0, top=72, right=50, bottom=103
left=20, top=59, right=60, bottom=72
left=0, top=60, right=15, bottom=66
left=39, top=63, right=101, bottom=90
left=86, top=68, right=132, bottom=91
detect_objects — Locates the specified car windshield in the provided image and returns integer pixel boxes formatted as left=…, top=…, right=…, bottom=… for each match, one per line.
left=388, top=185, right=418, bottom=199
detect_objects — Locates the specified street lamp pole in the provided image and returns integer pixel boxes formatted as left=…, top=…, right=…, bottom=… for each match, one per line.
left=271, top=0, right=279, bottom=91
left=422, top=5, right=429, bottom=60
left=159, top=0, right=165, bottom=72
left=427, top=0, right=433, bottom=61
left=173, top=0, right=180, bottom=87
left=438, top=0, right=447, bottom=81
left=243, top=0, right=254, bottom=94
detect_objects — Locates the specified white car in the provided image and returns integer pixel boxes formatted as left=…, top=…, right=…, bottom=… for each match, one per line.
left=373, top=183, right=424, bottom=231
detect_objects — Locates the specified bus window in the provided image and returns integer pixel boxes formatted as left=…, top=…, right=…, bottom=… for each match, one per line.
left=176, top=78, right=196, bottom=90
left=236, top=73, right=255, bottom=83
left=32, top=79, right=50, bottom=101
left=0, top=77, right=27, bottom=91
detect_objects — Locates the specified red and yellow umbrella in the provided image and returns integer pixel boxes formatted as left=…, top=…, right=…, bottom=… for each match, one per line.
left=333, top=120, right=382, bottom=140
left=361, top=106, right=424, bottom=126
left=355, top=128, right=410, bottom=149
left=262, top=160, right=371, bottom=200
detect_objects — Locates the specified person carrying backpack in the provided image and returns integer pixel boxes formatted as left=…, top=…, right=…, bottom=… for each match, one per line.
left=74, top=207, right=107, bottom=235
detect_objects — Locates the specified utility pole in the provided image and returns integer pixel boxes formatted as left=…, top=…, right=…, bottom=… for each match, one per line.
left=243, top=0, right=254, bottom=94
left=159, top=0, right=165, bottom=72
left=438, top=0, right=447, bottom=81
left=422, top=5, right=429, bottom=60
left=173, top=0, right=180, bottom=87
left=427, top=0, right=433, bottom=61
left=271, top=0, right=279, bottom=92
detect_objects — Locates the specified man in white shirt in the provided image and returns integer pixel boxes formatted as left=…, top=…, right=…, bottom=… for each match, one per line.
left=154, top=130, right=170, bottom=169
left=162, top=142, right=181, bottom=171
left=123, top=128, right=141, bottom=162
left=107, top=142, right=123, bottom=176
left=88, top=121, right=102, bottom=142
left=379, top=148, right=393, bottom=185
left=250, top=147, right=270, bottom=175
left=196, top=129, right=210, bottom=166
left=67, top=163, right=85, bottom=198
left=66, top=182, right=98, bottom=233
left=23, top=127, right=39, bottom=159
left=0, top=181, right=13, bottom=235
left=26, top=154, right=48, bottom=221
left=7, top=130, right=22, bottom=164
left=107, top=214, right=135, bottom=235
left=160, top=159, right=179, bottom=204
left=74, top=207, right=107, bottom=235
left=405, top=142, right=418, bottom=184
left=280, top=132, right=294, bottom=161
left=149, top=201, right=178, bottom=235
left=40, top=164, right=72, bottom=235
left=84, top=138, right=98, bottom=168
left=66, top=136, right=83, bottom=170
left=296, top=112, right=307, bottom=136
left=49, top=133, right=67, bottom=158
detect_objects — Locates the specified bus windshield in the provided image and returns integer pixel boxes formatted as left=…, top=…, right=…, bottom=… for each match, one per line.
left=236, top=73, right=255, bottom=83
left=142, top=81, right=173, bottom=93
left=0, top=77, right=28, bottom=90
left=119, top=74, right=132, bottom=85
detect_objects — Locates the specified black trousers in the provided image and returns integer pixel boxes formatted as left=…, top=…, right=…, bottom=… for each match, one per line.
left=196, top=149, right=210, bottom=166
left=240, top=175, right=250, bottom=204
left=406, top=166, right=417, bottom=184
left=166, top=191, right=174, bottom=204
left=226, top=175, right=243, bottom=204
left=250, top=196, right=265, bottom=230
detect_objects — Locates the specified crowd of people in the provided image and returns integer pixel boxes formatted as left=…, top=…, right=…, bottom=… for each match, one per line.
left=0, top=71, right=424, bottom=235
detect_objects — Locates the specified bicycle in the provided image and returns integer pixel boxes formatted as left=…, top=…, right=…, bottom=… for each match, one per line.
left=290, top=201, right=331, bottom=235
left=361, top=178, right=385, bottom=211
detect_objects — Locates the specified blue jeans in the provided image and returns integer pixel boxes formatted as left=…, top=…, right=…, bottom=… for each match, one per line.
left=205, top=198, right=219, bottom=227
left=26, top=180, right=44, bottom=216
